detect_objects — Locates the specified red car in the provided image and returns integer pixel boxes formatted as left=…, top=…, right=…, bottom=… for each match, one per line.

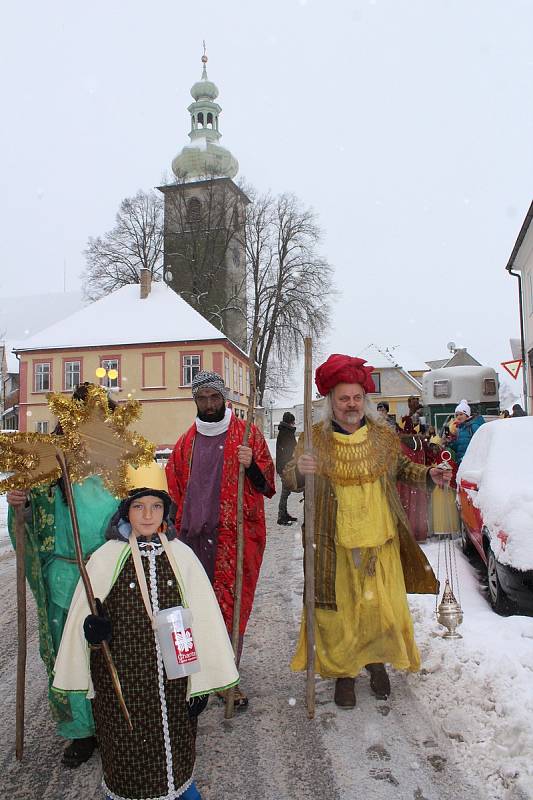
left=457, top=417, right=533, bottom=615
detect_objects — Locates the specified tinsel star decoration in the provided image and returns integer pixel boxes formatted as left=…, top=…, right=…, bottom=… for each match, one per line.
left=0, top=385, right=155, bottom=497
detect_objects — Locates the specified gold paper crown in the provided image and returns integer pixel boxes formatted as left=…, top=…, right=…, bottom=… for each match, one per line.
left=126, top=462, right=168, bottom=494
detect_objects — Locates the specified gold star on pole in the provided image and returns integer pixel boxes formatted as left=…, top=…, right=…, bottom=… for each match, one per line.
left=0, top=385, right=155, bottom=496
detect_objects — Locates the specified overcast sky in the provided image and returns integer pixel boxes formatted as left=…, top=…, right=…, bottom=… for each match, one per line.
left=1, top=0, right=532, bottom=396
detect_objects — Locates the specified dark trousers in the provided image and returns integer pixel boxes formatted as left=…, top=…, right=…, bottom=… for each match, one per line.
left=277, top=483, right=291, bottom=519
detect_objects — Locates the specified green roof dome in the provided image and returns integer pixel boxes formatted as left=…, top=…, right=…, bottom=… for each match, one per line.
left=172, top=141, right=238, bottom=180
left=190, top=67, right=219, bottom=102
left=171, top=54, right=238, bottom=181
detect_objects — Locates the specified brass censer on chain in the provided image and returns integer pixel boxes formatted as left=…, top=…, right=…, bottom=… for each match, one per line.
left=435, top=449, right=464, bottom=639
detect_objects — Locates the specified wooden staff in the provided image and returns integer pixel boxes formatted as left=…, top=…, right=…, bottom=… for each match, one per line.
left=15, top=505, right=27, bottom=760
left=225, top=328, right=259, bottom=719
left=55, top=450, right=133, bottom=731
left=303, top=336, right=316, bottom=719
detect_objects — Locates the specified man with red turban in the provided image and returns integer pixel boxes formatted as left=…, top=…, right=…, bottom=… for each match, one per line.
left=283, top=354, right=449, bottom=708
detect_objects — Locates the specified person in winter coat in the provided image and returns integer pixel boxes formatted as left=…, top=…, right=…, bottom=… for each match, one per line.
left=276, top=412, right=298, bottom=525
left=447, top=399, right=485, bottom=464
left=53, top=463, right=238, bottom=800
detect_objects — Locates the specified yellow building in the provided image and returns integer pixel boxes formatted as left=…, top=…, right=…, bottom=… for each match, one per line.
left=15, top=278, right=251, bottom=450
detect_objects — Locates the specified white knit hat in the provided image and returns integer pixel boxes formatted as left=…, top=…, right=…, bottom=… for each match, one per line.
left=455, top=399, right=471, bottom=416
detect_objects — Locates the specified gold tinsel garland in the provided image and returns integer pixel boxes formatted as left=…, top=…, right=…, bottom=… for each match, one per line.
left=315, top=421, right=400, bottom=486
left=0, top=385, right=155, bottom=497
left=0, top=433, right=62, bottom=492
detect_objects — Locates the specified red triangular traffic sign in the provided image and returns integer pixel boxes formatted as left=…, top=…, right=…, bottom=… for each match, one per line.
left=501, top=359, right=523, bottom=379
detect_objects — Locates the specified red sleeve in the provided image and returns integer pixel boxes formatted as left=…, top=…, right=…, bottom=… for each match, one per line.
left=165, top=438, right=188, bottom=528
left=250, top=425, right=276, bottom=499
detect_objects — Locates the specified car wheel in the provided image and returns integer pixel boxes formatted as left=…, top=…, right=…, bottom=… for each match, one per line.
left=486, top=547, right=516, bottom=616
left=460, top=519, right=475, bottom=556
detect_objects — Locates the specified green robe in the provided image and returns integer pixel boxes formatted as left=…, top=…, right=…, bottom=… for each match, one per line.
left=8, top=475, right=118, bottom=738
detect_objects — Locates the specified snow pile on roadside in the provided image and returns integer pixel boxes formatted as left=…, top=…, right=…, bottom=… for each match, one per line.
left=409, top=541, right=533, bottom=799
left=457, top=417, right=533, bottom=571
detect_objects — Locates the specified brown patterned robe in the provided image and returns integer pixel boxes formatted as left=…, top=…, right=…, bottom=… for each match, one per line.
left=91, top=544, right=196, bottom=800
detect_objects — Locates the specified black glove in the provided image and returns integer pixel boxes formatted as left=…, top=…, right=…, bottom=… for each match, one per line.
left=83, top=598, right=112, bottom=645
left=188, top=694, right=208, bottom=719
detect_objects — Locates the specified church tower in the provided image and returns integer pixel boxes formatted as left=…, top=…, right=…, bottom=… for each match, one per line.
left=160, top=51, right=248, bottom=351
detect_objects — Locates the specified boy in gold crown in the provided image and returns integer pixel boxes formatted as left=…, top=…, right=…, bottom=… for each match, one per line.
left=53, top=462, right=238, bottom=800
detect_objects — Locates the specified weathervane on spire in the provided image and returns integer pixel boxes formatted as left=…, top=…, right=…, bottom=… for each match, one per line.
left=201, top=40, right=208, bottom=79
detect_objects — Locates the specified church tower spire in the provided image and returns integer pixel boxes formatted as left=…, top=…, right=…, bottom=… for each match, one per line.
left=172, top=48, right=238, bottom=180
left=160, top=49, right=248, bottom=351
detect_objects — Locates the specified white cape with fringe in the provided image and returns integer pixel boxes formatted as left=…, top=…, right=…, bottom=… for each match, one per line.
left=53, top=538, right=238, bottom=698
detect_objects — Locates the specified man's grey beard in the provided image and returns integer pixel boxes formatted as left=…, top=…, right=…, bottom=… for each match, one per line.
left=345, top=413, right=360, bottom=425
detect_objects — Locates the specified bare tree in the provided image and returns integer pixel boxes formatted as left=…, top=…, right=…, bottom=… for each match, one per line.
left=243, top=189, right=334, bottom=405
left=81, top=190, right=164, bottom=301
left=81, top=181, right=334, bottom=405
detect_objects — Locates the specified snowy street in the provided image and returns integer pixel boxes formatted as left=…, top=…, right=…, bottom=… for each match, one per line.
left=0, top=483, right=532, bottom=799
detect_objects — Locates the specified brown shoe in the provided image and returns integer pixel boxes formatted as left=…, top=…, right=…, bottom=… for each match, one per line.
left=334, top=677, right=356, bottom=708
left=366, top=663, right=390, bottom=699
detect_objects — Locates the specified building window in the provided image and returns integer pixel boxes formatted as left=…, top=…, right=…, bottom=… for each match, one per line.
left=34, top=362, right=51, bottom=392
left=483, top=378, right=497, bottom=396
left=246, top=368, right=250, bottom=397
left=64, top=360, right=81, bottom=391
left=371, top=372, right=381, bottom=393
left=233, top=360, right=238, bottom=390
left=224, top=355, right=231, bottom=388
left=238, top=364, right=243, bottom=394
left=186, top=198, right=201, bottom=225
left=36, top=421, right=49, bottom=433
left=433, top=380, right=451, bottom=399
left=101, top=358, right=119, bottom=388
left=182, top=354, right=201, bottom=386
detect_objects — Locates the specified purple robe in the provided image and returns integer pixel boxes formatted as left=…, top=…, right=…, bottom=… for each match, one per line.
left=179, top=431, right=226, bottom=581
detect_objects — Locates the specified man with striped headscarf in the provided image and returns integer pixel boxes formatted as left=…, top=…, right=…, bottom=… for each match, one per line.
left=166, top=371, right=275, bottom=708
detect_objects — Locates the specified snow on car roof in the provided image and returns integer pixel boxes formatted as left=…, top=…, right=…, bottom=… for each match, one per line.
left=457, top=417, right=533, bottom=571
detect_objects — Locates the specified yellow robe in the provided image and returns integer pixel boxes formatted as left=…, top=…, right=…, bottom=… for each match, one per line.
left=292, top=427, right=421, bottom=677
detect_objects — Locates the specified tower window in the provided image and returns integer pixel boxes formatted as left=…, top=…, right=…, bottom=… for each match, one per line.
left=186, top=198, right=202, bottom=224
left=207, top=112, right=213, bottom=128
left=197, top=112, right=204, bottom=127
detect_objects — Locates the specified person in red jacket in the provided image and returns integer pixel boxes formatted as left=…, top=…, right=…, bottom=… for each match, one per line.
left=166, top=371, right=275, bottom=708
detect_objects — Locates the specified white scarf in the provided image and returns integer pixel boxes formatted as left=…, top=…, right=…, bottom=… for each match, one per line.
left=195, top=406, right=232, bottom=437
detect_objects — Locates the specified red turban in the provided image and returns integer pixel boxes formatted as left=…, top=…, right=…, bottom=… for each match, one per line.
left=315, top=354, right=376, bottom=396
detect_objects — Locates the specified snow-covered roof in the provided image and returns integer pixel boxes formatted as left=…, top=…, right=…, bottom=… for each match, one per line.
left=457, top=417, right=533, bottom=571
left=0, top=291, right=84, bottom=340
left=14, top=283, right=237, bottom=353
left=356, top=343, right=426, bottom=373
left=425, top=348, right=481, bottom=369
